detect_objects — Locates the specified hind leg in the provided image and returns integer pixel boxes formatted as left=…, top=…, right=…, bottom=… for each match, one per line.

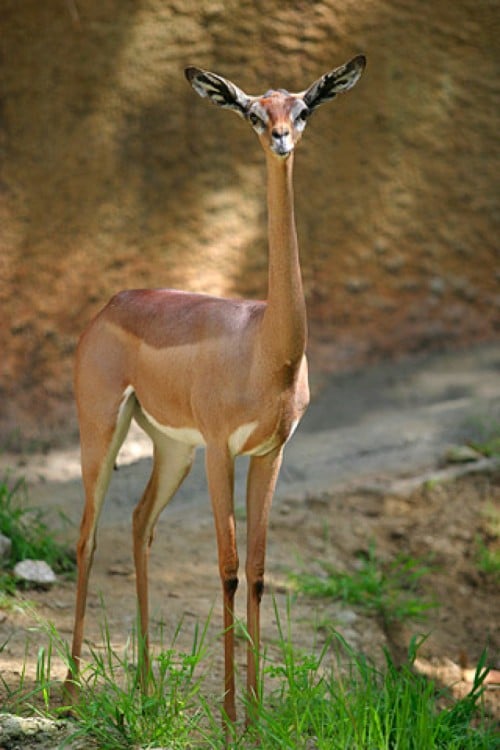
left=132, top=429, right=195, bottom=687
left=64, top=391, right=135, bottom=699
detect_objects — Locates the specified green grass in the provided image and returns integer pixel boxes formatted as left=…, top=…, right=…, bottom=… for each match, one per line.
left=1, top=603, right=496, bottom=749
left=66, top=618, right=213, bottom=748
left=289, top=544, right=437, bottom=625
left=246, top=614, right=495, bottom=750
left=0, top=476, right=75, bottom=587
left=464, top=413, right=500, bottom=458
left=475, top=503, right=500, bottom=582
left=470, top=435, right=500, bottom=458
left=0, top=480, right=496, bottom=748
left=475, top=536, right=500, bottom=582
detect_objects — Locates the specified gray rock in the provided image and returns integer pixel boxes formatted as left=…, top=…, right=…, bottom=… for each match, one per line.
left=0, top=714, right=65, bottom=749
left=13, top=559, right=57, bottom=588
left=0, top=713, right=94, bottom=749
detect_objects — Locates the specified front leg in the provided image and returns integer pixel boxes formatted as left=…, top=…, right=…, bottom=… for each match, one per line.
left=245, top=446, right=283, bottom=711
left=205, top=444, right=239, bottom=726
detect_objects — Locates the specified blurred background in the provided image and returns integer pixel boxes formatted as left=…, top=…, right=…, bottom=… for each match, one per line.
left=1, top=0, right=498, bottom=445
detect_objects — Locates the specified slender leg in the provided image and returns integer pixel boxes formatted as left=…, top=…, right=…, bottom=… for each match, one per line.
left=245, top=446, right=283, bottom=712
left=64, top=472, right=105, bottom=701
left=132, top=436, right=195, bottom=688
left=205, top=444, right=238, bottom=725
left=63, top=396, right=134, bottom=698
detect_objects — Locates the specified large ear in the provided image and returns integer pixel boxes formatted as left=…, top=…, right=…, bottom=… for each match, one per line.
left=185, top=67, right=251, bottom=118
left=302, top=55, right=366, bottom=113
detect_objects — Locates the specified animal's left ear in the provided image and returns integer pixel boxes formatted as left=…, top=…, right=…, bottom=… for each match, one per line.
left=302, top=55, right=366, bottom=113
left=185, top=67, right=251, bottom=118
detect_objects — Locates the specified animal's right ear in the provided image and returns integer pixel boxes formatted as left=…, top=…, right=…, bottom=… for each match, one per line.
left=185, top=67, right=251, bottom=118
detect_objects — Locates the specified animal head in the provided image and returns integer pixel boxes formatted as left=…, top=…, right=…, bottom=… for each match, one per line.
left=185, top=55, right=366, bottom=159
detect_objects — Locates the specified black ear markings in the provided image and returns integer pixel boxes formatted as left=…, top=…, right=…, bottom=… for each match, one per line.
left=304, top=75, right=338, bottom=109
left=197, top=73, right=235, bottom=106
left=185, top=67, right=251, bottom=116
left=303, top=54, right=366, bottom=112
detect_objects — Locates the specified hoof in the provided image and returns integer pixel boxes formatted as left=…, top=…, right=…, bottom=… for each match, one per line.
left=62, top=672, right=79, bottom=705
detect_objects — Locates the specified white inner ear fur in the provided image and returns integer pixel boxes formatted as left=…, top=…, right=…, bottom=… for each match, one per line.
left=334, top=69, right=363, bottom=92
left=191, top=78, right=210, bottom=98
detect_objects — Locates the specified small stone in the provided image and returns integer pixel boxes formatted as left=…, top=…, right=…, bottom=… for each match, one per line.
left=444, top=445, right=482, bottom=464
left=374, top=239, right=388, bottom=255
left=0, top=533, right=12, bottom=560
left=429, top=276, right=445, bottom=295
left=107, top=564, right=133, bottom=577
left=336, top=608, right=358, bottom=625
left=383, top=254, right=405, bottom=274
left=345, top=277, right=370, bottom=294
left=13, top=559, right=57, bottom=588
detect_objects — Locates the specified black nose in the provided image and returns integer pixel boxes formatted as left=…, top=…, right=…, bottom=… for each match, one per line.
left=272, top=128, right=289, bottom=139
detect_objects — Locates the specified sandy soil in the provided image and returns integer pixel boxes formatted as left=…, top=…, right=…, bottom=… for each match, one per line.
left=0, top=345, right=499, bottom=727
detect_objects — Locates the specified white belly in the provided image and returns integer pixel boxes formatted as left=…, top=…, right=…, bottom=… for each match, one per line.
left=228, top=421, right=259, bottom=455
left=140, top=405, right=206, bottom=446
left=122, top=386, right=300, bottom=455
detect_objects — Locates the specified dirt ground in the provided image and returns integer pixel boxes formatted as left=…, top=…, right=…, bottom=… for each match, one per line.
left=0, top=346, right=499, bottom=730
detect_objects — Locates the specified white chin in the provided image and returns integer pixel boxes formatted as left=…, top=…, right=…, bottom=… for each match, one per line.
left=272, top=146, right=293, bottom=159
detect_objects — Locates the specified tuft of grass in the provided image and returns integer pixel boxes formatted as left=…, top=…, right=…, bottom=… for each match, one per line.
left=244, top=606, right=495, bottom=749
left=463, top=413, right=500, bottom=458
left=475, top=536, right=500, bottom=583
left=0, top=476, right=75, bottom=582
left=65, top=617, right=216, bottom=749
left=475, top=503, right=500, bottom=583
left=289, top=543, right=437, bottom=624
left=470, top=435, right=500, bottom=458
left=1, top=609, right=226, bottom=749
left=0, top=602, right=496, bottom=749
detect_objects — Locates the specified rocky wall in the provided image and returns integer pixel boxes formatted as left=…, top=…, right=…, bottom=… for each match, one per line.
left=1, top=0, right=498, bottom=444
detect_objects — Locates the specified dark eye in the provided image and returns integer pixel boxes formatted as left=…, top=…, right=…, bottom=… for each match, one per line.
left=249, top=112, right=262, bottom=127
left=296, top=108, right=310, bottom=122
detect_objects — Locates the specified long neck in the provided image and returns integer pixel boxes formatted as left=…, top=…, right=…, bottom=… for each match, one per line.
left=261, top=152, right=307, bottom=366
